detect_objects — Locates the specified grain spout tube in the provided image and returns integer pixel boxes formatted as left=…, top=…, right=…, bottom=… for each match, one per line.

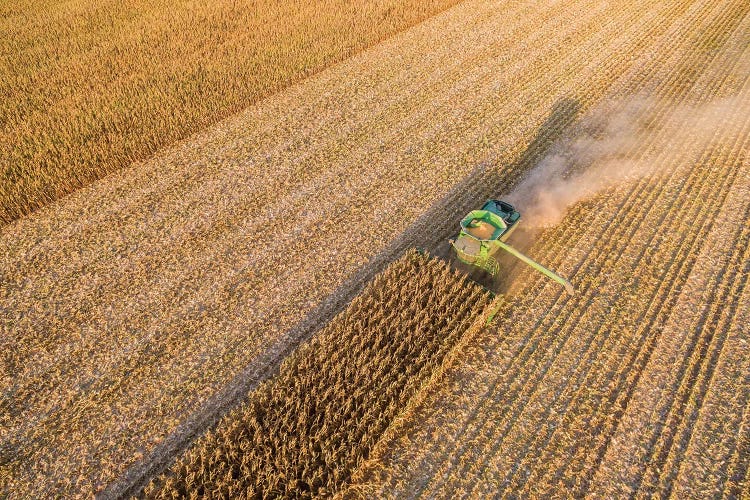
left=145, top=250, right=492, bottom=498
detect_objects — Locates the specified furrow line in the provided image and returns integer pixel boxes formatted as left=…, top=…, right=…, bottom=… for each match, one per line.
left=438, top=3, right=750, bottom=494
left=586, top=111, right=750, bottom=498
left=641, top=174, right=750, bottom=496
left=662, top=215, right=750, bottom=497
left=516, top=41, right=750, bottom=494
left=552, top=114, right=749, bottom=497
left=424, top=0, right=748, bottom=492
left=491, top=98, right=747, bottom=496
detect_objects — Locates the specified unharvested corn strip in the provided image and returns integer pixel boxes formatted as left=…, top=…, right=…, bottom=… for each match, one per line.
left=145, top=250, right=490, bottom=498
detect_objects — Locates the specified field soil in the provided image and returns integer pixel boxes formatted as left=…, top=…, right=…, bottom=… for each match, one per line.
left=2, top=0, right=749, bottom=497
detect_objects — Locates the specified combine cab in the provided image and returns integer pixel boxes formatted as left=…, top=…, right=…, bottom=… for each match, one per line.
left=450, top=199, right=574, bottom=294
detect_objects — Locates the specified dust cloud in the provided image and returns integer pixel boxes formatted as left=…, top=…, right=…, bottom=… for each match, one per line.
left=504, top=95, right=745, bottom=227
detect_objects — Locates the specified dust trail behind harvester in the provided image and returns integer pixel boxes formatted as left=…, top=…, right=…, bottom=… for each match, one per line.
left=505, top=95, right=746, bottom=227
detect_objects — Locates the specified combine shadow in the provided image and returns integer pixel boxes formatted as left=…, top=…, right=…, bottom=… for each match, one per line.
left=432, top=97, right=581, bottom=294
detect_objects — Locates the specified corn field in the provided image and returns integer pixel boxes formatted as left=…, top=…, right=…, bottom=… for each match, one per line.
left=341, top=1, right=750, bottom=496
left=0, top=0, right=459, bottom=224
left=2, top=0, right=749, bottom=498
left=144, top=251, right=490, bottom=498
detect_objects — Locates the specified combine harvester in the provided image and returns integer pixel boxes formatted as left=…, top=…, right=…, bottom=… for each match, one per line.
left=449, top=199, right=574, bottom=294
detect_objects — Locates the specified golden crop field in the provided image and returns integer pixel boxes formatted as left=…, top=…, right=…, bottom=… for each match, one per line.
left=341, top=4, right=750, bottom=496
left=146, top=251, right=490, bottom=497
left=2, top=0, right=749, bottom=498
left=0, top=0, right=460, bottom=224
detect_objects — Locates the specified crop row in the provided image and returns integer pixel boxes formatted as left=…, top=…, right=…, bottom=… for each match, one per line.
left=340, top=0, right=750, bottom=495
left=518, top=15, right=750, bottom=497
left=144, top=251, right=490, bottom=498
left=0, top=0, right=464, bottom=224
left=590, top=110, right=750, bottom=495
left=2, top=0, right=682, bottom=496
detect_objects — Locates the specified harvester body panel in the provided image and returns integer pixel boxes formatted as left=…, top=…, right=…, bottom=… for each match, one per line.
left=450, top=199, right=574, bottom=294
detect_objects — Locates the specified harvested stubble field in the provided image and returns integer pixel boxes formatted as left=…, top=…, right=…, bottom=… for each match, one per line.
left=342, top=3, right=750, bottom=497
left=2, top=0, right=750, bottom=498
left=145, top=251, right=490, bottom=498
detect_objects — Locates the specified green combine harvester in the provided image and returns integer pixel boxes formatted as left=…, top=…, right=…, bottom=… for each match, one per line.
left=450, top=199, right=574, bottom=294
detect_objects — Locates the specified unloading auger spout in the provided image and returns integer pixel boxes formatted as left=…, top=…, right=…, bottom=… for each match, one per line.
left=493, top=239, right=575, bottom=294
left=449, top=199, right=574, bottom=294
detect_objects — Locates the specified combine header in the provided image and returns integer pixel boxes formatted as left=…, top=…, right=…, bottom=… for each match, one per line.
left=450, top=200, right=574, bottom=294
